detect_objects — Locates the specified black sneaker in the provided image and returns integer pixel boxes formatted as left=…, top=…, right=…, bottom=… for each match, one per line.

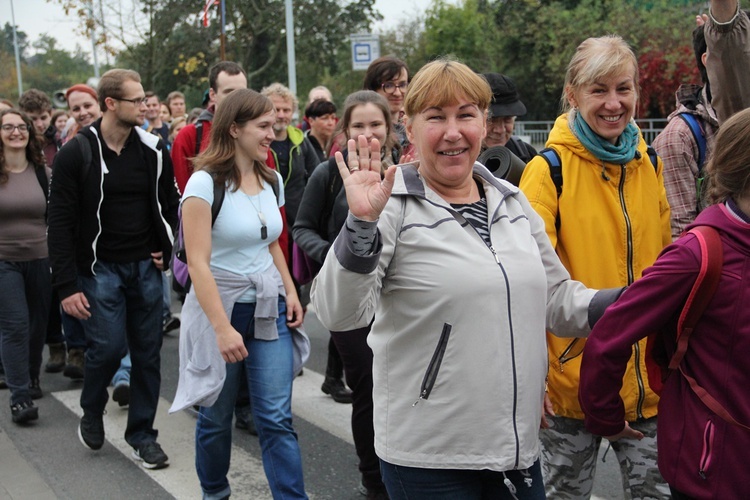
left=132, top=441, right=169, bottom=469
left=162, top=316, right=181, bottom=334
left=29, top=378, right=43, bottom=400
left=78, top=412, right=105, bottom=450
left=112, top=383, right=130, bottom=407
left=234, top=408, right=258, bottom=436
left=11, top=400, right=39, bottom=424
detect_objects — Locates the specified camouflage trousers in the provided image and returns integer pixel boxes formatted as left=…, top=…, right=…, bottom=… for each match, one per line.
left=540, top=415, right=670, bottom=500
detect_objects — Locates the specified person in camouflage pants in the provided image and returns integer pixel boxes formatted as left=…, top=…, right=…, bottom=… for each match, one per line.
left=541, top=416, right=670, bottom=499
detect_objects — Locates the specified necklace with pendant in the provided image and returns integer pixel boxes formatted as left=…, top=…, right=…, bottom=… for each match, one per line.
left=247, top=184, right=268, bottom=240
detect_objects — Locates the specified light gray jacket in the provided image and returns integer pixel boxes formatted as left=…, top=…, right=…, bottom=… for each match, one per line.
left=312, top=163, right=612, bottom=472
left=170, top=267, right=309, bottom=413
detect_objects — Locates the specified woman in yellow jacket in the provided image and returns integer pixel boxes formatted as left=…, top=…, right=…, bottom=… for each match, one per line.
left=519, top=35, right=672, bottom=499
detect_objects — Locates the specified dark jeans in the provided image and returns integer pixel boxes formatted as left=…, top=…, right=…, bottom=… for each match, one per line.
left=46, top=293, right=65, bottom=344
left=330, top=326, right=383, bottom=491
left=61, top=308, right=86, bottom=350
left=0, top=259, right=51, bottom=404
left=381, top=459, right=546, bottom=500
left=79, top=259, right=163, bottom=447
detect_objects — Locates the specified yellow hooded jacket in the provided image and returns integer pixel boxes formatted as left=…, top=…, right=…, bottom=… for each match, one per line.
left=519, top=114, right=671, bottom=420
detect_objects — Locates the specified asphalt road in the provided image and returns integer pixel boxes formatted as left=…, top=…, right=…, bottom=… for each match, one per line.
left=0, top=303, right=624, bottom=499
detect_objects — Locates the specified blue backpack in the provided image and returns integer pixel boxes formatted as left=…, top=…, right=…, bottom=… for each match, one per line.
left=676, top=112, right=708, bottom=213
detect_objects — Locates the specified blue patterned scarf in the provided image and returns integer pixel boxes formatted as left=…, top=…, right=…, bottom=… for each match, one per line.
left=571, top=110, right=640, bottom=164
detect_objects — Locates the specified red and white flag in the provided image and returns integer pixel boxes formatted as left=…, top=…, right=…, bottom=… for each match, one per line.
left=201, top=0, right=219, bottom=27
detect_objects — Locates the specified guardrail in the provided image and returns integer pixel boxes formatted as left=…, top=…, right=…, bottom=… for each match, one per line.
left=516, top=118, right=669, bottom=149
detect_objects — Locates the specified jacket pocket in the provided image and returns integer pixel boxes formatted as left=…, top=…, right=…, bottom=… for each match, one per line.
left=699, top=418, right=715, bottom=479
left=556, top=338, right=584, bottom=372
left=414, top=323, right=452, bottom=405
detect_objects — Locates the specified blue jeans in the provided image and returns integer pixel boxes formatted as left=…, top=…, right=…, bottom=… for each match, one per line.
left=0, top=259, right=51, bottom=404
left=380, top=459, right=546, bottom=500
left=61, top=309, right=86, bottom=350
left=79, top=259, right=163, bottom=447
left=195, top=299, right=306, bottom=500
left=161, top=271, right=171, bottom=322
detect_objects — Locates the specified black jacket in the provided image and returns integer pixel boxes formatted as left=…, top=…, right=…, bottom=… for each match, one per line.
left=48, top=119, right=180, bottom=299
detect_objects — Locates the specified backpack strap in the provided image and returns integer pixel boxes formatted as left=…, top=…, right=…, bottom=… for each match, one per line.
left=676, top=113, right=708, bottom=213
left=195, top=121, right=204, bottom=157
left=670, top=226, right=750, bottom=430
left=676, top=113, right=707, bottom=172
left=538, top=148, right=563, bottom=196
left=210, top=178, right=224, bottom=225
left=72, top=134, right=93, bottom=182
left=646, top=146, right=659, bottom=174
left=34, top=165, right=49, bottom=202
left=668, top=225, right=723, bottom=369
left=537, top=148, right=563, bottom=230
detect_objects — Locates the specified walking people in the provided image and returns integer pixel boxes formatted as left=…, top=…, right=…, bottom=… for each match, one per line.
left=171, top=88, right=307, bottom=499
left=294, top=90, right=400, bottom=498
left=0, top=108, right=52, bottom=423
left=519, top=35, right=672, bottom=498
left=312, top=58, right=617, bottom=500
left=48, top=69, right=179, bottom=468
left=580, top=106, right=750, bottom=500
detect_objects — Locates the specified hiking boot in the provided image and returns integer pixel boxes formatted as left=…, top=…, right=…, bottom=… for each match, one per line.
left=64, top=348, right=85, bottom=380
left=45, top=343, right=66, bottom=373
left=29, top=378, right=43, bottom=400
left=112, top=383, right=130, bottom=407
left=132, top=441, right=169, bottom=469
left=321, top=377, right=353, bottom=404
left=78, top=412, right=105, bottom=450
left=11, top=400, right=39, bottom=424
left=162, top=315, right=181, bottom=334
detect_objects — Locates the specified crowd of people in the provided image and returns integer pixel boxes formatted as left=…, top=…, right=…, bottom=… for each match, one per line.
left=1, top=0, right=750, bottom=498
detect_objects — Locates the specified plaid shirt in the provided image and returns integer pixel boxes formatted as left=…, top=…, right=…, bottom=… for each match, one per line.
left=652, top=85, right=719, bottom=240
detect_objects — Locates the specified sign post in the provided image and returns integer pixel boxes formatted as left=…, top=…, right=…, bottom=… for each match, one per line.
left=350, top=34, right=380, bottom=71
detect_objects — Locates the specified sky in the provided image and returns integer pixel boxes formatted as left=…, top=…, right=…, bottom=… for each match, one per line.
left=0, top=0, right=440, bottom=56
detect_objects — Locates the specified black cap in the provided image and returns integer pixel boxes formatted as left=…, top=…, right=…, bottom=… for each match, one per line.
left=482, top=73, right=527, bottom=118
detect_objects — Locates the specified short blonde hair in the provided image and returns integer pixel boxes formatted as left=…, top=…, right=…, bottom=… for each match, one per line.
left=404, top=58, right=491, bottom=119
left=260, top=82, right=298, bottom=112
left=562, top=35, right=639, bottom=113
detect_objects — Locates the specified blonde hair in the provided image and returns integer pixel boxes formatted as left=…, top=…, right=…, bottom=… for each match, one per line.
left=705, top=107, right=750, bottom=205
left=404, top=58, right=491, bottom=120
left=561, top=35, right=639, bottom=113
left=260, top=82, right=298, bottom=113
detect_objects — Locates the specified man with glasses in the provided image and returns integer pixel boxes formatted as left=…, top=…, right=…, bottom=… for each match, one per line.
left=481, top=73, right=537, bottom=164
left=363, top=56, right=410, bottom=148
left=48, top=69, right=179, bottom=469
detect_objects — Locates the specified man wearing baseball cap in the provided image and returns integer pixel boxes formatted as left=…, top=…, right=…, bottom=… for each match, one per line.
left=482, top=73, right=537, bottom=163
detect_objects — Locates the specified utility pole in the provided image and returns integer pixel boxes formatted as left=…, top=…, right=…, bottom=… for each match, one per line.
left=88, top=0, right=100, bottom=78
left=285, top=0, right=297, bottom=96
left=9, top=0, right=23, bottom=96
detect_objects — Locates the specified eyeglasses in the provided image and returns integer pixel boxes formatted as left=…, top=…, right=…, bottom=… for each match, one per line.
left=113, top=97, right=148, bottom=106
left=381, top=81, right=408, bottom=94
left=1, top=124, right=31, bottom=133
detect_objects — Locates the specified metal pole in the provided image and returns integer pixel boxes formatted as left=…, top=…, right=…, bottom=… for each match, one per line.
left=9, top=0, right=23, bottom=96
left=284, top=0, right=296, bottom=96
left=89, top=1, right=100, bottom=78
left=220, top=0, right=226, bottom=60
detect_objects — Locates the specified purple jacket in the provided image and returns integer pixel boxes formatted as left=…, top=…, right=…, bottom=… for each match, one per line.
left=579, top=202, right=750, bottom=499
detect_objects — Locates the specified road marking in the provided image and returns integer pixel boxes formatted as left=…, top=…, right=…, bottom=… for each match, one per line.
left=51, top=367, right=353, bottom=499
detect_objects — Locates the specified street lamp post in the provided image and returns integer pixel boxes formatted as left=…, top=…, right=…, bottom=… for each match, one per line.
left=9, top=0, right=23, bottom=96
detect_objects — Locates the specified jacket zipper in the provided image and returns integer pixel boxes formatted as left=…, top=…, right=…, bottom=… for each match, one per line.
left=438, top=189, right=522, bottom=467
left=699, top=418, right=715, bottom=479
left=557, top=338, right=582, bottom=372
left=413, top=323, right=452, bottom=405
left=618, top=164, right=645, bottom=419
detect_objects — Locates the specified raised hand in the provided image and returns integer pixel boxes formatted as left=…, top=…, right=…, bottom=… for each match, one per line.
left=335, top=135, right=397, bottom=222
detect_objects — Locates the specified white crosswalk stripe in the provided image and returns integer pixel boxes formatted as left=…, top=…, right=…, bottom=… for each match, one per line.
left=51, top=368, right=352, bottom=499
